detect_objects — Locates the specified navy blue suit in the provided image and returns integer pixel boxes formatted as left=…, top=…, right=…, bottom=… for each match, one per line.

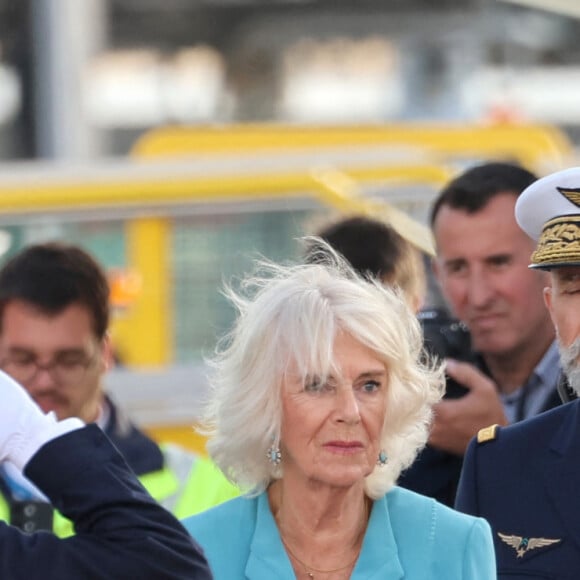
left=456, top=400, right=580, bottom=579
left=0, top=424, right=213, bottom=580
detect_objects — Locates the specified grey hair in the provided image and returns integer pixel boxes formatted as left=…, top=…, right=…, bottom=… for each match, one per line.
left=557, top=334, right=580, bottom=397
left=201, top=240, right=444, bottom=499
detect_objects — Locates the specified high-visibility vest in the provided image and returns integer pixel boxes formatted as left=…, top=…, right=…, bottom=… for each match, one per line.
left=0, top=444, right=240, bottom=537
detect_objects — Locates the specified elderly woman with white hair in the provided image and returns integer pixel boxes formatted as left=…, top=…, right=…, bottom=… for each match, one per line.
left=183, top=246, right=495, bottom=579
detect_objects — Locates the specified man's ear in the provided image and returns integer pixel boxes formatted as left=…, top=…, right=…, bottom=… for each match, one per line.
left=100, top=333, right=115, bottom=372
left=543, top=285, right=556, bottom=327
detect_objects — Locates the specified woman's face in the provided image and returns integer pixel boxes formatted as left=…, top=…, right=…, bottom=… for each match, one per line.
left=280, top=332, right=388, bottom=490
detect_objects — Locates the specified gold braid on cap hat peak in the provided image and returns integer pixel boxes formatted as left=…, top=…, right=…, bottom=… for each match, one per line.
left=532, top=215, right=580, bottom=266
left=531, top=187, right=580, bottom=268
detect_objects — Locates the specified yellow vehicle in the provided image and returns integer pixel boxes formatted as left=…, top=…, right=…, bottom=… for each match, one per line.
left=0, top=122, right=571, bottom=453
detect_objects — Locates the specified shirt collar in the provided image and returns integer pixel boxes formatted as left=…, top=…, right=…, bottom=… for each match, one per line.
left=534, top=340, right=560, bottom=386
left=499, top=340, right=560, bottom=421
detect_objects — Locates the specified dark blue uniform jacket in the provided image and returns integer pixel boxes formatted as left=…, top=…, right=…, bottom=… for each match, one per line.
left=456, top=400, right=580, bottom=580
left=0, top=424, right=213, bottom=580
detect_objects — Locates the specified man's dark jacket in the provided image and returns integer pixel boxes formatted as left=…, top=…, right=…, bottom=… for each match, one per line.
left=0, top=425, right=212, bottom=580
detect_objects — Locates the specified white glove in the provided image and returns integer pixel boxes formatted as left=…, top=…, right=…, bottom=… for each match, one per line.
left=0, top=370, right=83, bottom=470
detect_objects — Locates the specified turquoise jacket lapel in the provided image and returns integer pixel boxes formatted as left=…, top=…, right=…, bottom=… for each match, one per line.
left=354, top=496, right=404, bottom=580
left=245, top=493, right=404, bottom=580
left=245, top=493, right=295, bottom=579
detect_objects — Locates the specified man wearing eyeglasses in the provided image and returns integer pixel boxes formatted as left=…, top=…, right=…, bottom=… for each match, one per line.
left=0, top=242, right=238, bottom=536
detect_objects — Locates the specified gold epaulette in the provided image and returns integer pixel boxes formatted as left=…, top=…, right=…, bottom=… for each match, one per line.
left=477, top=424, right=499, bottom=444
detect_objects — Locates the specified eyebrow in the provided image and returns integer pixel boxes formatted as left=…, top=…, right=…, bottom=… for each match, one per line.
left=336, top=369, right=388, bottom=381
left=443, top=252, right=512, bottom=268
left=442, top=257, right=466, bottom=269
left=306, top=369, right=386, bottom=381
left=484, top=253, right=512, bottom=263
left=557, top=269, right=580, bottom=281
left=6, top=346, right=88, bottom=357
left=351, top=370, right=387, bottom=381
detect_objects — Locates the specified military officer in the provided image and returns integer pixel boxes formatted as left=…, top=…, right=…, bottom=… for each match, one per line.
left=455, top=166, right=580, bottom=579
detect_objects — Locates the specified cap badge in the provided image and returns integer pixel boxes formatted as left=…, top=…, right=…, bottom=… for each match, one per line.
left=498, top=532, right=561, bottom=559
left=557, top=186, right=580, bottom=207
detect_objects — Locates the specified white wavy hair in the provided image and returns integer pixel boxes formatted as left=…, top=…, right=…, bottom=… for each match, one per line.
left=201, top=241, right=444, bottom=499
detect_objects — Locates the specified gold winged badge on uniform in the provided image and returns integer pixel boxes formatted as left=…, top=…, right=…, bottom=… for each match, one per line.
left=498, top=532, right=561, bottom=559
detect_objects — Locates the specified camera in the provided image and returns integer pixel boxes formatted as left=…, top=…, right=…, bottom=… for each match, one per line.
left=418, top=308, right=473, bottom=399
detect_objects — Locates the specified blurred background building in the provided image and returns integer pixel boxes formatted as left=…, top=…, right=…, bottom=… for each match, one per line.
left=0, top=0, right=577, bottom=433
left=1, top=0, right=580, bottom=159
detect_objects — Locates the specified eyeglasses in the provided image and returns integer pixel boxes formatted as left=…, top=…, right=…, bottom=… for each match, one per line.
left=0, top=352, right=98, bottom=386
